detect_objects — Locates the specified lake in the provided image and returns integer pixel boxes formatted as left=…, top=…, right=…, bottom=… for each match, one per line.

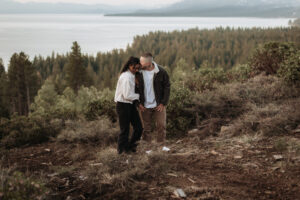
left=0, top=14, right=292, bottom=68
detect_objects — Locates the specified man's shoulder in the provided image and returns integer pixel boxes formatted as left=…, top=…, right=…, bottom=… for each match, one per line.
left=157, top=65, right=169, bottom=76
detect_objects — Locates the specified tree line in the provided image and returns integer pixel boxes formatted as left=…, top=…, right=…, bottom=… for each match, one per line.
left=0, top=27, right=299, bottom=118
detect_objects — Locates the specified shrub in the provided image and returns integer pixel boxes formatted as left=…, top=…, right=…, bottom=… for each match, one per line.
left=227, top=75, right=300, bottom=104
left=31, top=79, right=112, bottom=120
left=224, top=100, right=300, bottom=136
left=227, top=64, right=253, bottom=82
left=172, top=58, right=229, bottom=92
left=187, top=67, right=228, bottom=92
left=192, top=83, right=245, bottom=120
left=167, top=82, right=194, bottom=138
left=0, top=169, right=48, bottom=200
left=84, top=89, right=117, bottom=122
left=0, top=116, right=61, bottom=149
left=192, top=74, right=300, bottom=137
left=278, top=51, right=300, bottom=86
left=249, top=42, right=296, bottom=75
left=30, top=79, right=59, bottom=119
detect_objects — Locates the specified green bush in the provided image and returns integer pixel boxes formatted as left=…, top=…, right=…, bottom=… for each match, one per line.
left=167, top=82, right=194, bottom=138
left=31, top=79, right=109, bottom=120
left=0, top=169, right=48, bottom=200
left=227, top=64, right=252, bottom=82
left=172, top=58, right=229, bottom=92
left=249, top=42, right=296, bottom=75
left=84, top=89, right=116, bottom=122
left=0, top=116, right=61, bottom=149
left=278, top=51, right=300, bottom=86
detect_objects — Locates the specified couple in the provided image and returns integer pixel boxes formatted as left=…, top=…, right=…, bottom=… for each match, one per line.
left=114, top=53, right=171, bottom=154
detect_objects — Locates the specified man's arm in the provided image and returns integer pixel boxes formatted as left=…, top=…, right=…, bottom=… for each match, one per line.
left=161, top=70, right=171, bottom=106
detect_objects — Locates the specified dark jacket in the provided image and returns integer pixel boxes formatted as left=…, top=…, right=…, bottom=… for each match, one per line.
left=135, top=65, right=171, bottom=106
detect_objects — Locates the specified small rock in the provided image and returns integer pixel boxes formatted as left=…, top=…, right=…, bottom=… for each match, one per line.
left=89, top=163, right=103, bottom=167
left=273, top=155, right=283, bottom=161
left=47, top=173, right=58, bottom=177
left=264, top=190, right=273, bottom=195
left=44, top=148, right=51, bottom=152
left=188, top=177, right=196, bottom=183
left=167, top=173, right=178, bottom=177
left=162, top=146, right=170, bottom=152
left=146, top=150, right=152, bottom=154
left=292, top=129, right=300, bottom=133
left=220, top=126, right=230, bottom=136
left=243, top=163, right=258, bottom=168
left=234, top=155, right=243, bottom=159
left=79, top=175, right=87, bottom=181
left=188, top=129, right=199, bottom=135
left=66, top=196, right=72, bottom=200
left=65, top=161, right=72, bottom=165
left=174, top=188, right=187, bottom=198
left=176, top=140, right=183, bottom=144
left=210, top=150, right=219, bottom=155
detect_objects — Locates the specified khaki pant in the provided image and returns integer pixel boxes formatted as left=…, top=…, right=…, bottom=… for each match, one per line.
left=141, top=107, right=166, bottom=143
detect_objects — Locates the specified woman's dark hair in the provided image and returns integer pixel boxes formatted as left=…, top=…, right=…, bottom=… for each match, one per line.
left=120, top=56, right=140, bottom=74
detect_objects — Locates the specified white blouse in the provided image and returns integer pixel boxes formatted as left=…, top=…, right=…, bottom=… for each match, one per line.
left=114, top=70, right=139, bottom=104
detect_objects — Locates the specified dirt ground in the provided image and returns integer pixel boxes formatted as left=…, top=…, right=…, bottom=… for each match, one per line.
left=1, top=132, right=300, bottom=200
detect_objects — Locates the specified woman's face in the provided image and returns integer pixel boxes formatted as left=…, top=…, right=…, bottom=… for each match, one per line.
left=129, top=64, right=140, bottom=74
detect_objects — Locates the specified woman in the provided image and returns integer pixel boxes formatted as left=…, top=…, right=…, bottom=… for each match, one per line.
left=114, top=56, right=143, bottom=154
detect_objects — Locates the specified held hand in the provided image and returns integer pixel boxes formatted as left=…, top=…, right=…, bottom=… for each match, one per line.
left=155, top=104, right=165, bottom=112
left=139, top=104, right=146, bottom=112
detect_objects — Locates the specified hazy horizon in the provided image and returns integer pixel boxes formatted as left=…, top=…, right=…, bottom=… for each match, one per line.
left=0, top=14, right=292, bottom=70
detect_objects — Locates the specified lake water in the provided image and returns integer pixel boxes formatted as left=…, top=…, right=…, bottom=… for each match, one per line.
left=0, top=14, right=292, bottom=68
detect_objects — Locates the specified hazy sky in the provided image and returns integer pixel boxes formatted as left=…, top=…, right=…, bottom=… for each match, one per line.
left=14, top=0, right=182, bottom=7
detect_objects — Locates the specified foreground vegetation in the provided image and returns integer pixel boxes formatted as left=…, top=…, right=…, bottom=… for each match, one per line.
left=0, top=27, right=300, bottom=199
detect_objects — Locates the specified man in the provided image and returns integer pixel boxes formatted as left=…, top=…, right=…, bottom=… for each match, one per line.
left=135, top=53, right=170, bottom=143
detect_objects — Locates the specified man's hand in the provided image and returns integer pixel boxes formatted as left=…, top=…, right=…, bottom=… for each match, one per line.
left=139, top=104, right=146, bottom=112
left=155, top=104, right=165, bottom=112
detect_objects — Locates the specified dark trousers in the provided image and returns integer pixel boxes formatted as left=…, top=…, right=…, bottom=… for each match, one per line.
left=116, top=102, right=143, bottom=152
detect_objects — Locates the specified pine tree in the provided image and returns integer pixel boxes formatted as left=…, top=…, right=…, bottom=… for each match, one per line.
left=87, top=61, right=97, bottom=87
left=7, top=52, right=40, bottom=116
left=0, top=58, right=9, bottom=118
left=65, top=42, right=88, bottom=93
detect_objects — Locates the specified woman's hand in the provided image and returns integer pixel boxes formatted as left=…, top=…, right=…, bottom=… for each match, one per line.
left=139, top=104, right=146, bottom=112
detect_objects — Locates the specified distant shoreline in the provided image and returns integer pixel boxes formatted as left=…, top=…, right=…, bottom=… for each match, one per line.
left=105, top=14, right=295, bottom=19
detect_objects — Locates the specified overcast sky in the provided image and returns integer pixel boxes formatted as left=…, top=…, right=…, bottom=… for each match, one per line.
left=14, top=0, right=183, bottom=7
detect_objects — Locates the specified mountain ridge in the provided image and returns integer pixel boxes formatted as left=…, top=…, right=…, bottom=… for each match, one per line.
left=106, top=0, right=300, bottom=17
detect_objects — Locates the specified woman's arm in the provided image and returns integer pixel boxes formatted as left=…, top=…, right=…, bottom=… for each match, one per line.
left=122, top=77, right=140, bottom=102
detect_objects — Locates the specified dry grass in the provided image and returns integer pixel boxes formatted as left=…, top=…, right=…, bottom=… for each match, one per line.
left=192, top=75, right=300, bottom=137
left=224, top=100, right=300, bottom=136
left=81, top=147, right=170, bottom=198
left=0, top=166, right=48, bottom=200
left=57, top=117, right=118, bottom=146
